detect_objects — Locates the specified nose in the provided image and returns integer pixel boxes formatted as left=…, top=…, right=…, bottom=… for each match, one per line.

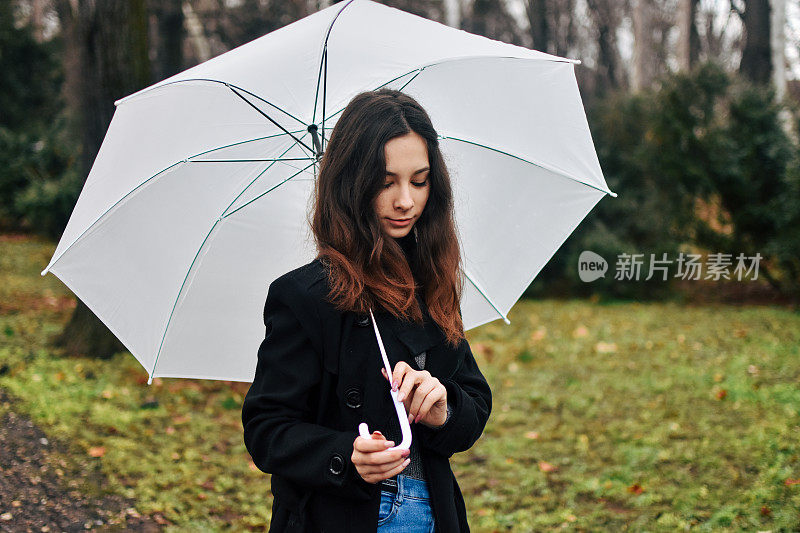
left=394, top=184, right=414, bottom=211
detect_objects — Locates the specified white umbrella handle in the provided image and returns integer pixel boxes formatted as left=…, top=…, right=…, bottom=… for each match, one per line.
left=357, top=308, right=412, bottom=451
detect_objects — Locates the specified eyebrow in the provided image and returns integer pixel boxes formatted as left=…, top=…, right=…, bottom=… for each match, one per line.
left=385, top=166, right=430, bottom=177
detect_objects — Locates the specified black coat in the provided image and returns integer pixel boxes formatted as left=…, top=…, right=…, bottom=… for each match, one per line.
left=242, top=258, right=492, bottom=532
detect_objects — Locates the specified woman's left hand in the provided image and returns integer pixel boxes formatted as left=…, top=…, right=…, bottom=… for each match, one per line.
left=381, top=362, right=448, bottom=428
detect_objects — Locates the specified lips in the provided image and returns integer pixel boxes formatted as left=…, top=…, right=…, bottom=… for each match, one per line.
left=387, top=217, right=413, bottom=227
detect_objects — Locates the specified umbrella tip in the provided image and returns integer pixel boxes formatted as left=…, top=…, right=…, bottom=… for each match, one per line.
left=147, top=374, right=153, bottom=385
left=503, top=317, right=511, bottom=325
left=608, top=190, right=618, bottom=198
left=40, top=268, right=48, bottom=276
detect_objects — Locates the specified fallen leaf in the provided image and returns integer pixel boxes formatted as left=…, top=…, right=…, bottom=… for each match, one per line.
left=594, top=341, right=617, bottom=354
left=524, top=431, right=540, bottom=440
left=627, top=483, right=644, bottom=494
left=88, top=446, right=106, bottom=458
left=530, top=327, right=547, bottom=342
left=538, top=461, right=557, bottom=472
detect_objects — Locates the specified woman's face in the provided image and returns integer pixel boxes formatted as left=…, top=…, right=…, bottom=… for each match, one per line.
left=374, top=131, right=431, bottom=239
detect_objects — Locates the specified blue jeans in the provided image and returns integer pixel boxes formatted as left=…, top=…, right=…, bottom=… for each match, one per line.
left=377, top=475, right=436, bottom=532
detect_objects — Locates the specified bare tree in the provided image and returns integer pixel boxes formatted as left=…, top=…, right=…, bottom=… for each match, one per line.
left=526, top=0, right=550, bottom=52
left=734, top=0, right=772, bottom=84
left=770, top=0, right=785, bottom=99
left=585, top=0, right=624, bottom=92
left=676, top=0, right=700, bottom=70
left=631, top=0, right=650, bottom=90
left=51, top=0, right=152, bottom=359
left=148, top=0, right=185, bottom=80
left=444, top=0, right=461, bottom=28
left=462, top=0, right=524, bottom=45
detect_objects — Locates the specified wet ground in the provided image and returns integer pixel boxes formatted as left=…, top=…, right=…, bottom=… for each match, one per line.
left=0, top=388, right=162, bottom=532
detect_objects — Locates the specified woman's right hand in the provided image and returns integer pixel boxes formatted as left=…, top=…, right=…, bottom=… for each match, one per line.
left=352, top=431, right=411, bottom=484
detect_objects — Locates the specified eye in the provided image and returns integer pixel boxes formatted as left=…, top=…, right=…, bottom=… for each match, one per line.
left=383, top=181, right=393, bottom=189
left=412, top=179, right=429, bottom=187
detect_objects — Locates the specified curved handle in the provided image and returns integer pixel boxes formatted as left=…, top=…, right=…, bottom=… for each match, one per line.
left=358, top=309, right=412, bottom=451
left=358, top=388, right=412, bottom=451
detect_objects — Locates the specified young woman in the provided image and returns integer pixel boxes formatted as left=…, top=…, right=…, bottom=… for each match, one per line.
left=242, top=88, right=492, bottom=533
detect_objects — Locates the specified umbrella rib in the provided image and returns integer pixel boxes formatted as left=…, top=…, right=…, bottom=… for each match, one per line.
left=148, top=159, right=317, bottom=384
left=189, top=157, right=314, bottom=163
left=40, top=129, right=312, bottom=276
left=226, top=84, right=316, bottom=157
left=461, top=267, right=511, bottom=325
left=114, top=78, right=308, bottom=127
left=312, top=0, right=356, bottom=128
left=439, top=135, right=618, bottom=197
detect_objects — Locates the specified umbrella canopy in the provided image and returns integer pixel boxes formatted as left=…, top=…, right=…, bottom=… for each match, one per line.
left=41, top=0, right=617, bottom=384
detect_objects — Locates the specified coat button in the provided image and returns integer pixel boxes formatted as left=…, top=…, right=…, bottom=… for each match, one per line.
left=329, top=454, right=345, bottom=475
left=356, top=314, right=370, bottom=327
left=344, top=387, right=362, bottom=409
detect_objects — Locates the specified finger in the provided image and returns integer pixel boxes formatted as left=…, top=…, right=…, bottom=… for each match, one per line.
left=358, top=448, right=409, bottom=467
left=391, top=361, right=412, bottom=392
left=380, top=456, right=411, bottom=480
left=370, top=430, right=386, bottom=441
left=408, top=380, right=437, bottom=420
left=381, top=367, right=391, bottom=383
left=416, top=386, right=446, bottom=424
left=397, top=369, right=424, bottom=404
left=358, top=455, right=410, bottom=482
left=354, top=435, right=395, bottom=453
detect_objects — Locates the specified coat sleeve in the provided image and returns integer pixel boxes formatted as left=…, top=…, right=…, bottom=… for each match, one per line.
left=416, top=338, right=492, bottom=458
left=241, top=274, right=374, bottom=501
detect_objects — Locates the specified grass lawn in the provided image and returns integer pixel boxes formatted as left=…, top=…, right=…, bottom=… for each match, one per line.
left=1, top=233, right=799, bottom=531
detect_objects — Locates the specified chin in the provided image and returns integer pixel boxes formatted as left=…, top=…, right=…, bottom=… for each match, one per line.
left=384, top=224, right=414, bottom=239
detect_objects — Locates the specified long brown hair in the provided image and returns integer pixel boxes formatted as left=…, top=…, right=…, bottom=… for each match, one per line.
left=311, top=88, right=464, bottom=346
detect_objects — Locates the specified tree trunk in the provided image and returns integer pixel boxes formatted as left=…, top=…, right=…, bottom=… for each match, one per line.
left=676, top=0, right=699, bottom=71
left=526, top=0, right=550, bottom=53
left=444, top=0, right=461, bottom=28
left=585, top=0, right=622, bottom=92
left=148, top=0, right=185, bottom=80
left=631, top=0, right=648, bottom=91
left=51, top=0, right=152, bottom=359
left=738, top=0, right=771, bottom=84
left=770, top=0, right=785, bottom=99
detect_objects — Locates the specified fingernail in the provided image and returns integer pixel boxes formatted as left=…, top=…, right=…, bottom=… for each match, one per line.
left=415, top=414, right=420, bottom=423
left=403, top=458, right=410, bottom=466
left=385, top=441, right=394, bottom=447
left=402, top=449, right=410, bottom=457
left=392, top=380, right=399, bottom=391
left=397, top=391, right=405, bottom=402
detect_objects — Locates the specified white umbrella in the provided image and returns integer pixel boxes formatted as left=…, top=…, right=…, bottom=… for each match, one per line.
left=41, top=0, right=617, bottom=387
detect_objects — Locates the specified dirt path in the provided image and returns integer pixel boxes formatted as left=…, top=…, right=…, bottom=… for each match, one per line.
left=0, top=388, right=162, bottom=532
